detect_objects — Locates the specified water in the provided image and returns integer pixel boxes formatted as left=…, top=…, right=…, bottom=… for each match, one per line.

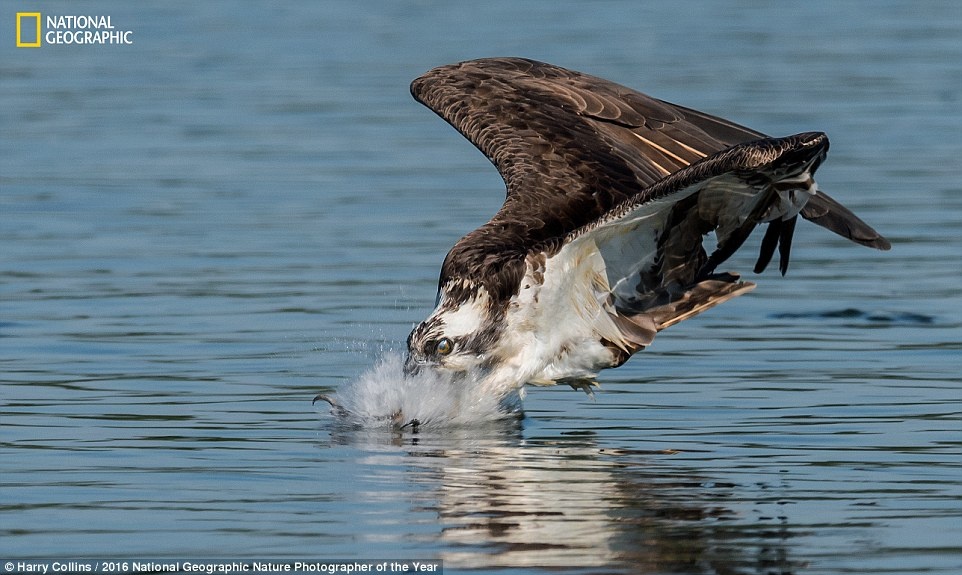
left=317, top=353, right=523, bottom=429
left=2, top=1, right=961, bottom=573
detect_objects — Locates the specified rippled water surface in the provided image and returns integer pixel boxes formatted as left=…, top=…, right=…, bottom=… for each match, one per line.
left=2, top=1, right=961, bottom=573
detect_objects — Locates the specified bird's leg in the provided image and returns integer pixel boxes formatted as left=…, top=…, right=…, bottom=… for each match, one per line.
left=565, top=378, right=599, bottom=399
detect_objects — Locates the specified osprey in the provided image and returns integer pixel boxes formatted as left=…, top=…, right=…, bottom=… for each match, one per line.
left=404, top=57, right=890, bottom=402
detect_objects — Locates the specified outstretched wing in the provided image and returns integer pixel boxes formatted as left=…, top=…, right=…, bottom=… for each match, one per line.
left=411, top=58, right=888, bottom=307
left=547, top=132, right=834, bottom=359
left=412, top=57, right=758, bottom=299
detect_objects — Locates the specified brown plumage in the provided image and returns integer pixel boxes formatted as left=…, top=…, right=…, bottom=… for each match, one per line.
left=411, top=58, right=889, bottom=306
left=404, top=57, right=890, bottom=394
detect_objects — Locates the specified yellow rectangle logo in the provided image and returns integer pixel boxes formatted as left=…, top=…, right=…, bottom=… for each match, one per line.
left=16, top=12, right=42, bottom=47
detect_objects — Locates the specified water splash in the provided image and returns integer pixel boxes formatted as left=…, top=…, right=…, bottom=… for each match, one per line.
left=315, top=352, right=523, bottom=429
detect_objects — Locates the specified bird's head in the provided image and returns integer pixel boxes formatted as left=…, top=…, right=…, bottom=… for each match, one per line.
left=404, top=280, right=518, bottom=399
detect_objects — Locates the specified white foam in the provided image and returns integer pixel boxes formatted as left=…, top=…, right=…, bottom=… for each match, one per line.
left=321, top=352, right=523, bottom=429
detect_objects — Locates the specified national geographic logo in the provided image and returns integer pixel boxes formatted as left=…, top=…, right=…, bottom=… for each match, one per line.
left=15, top=12, right=40, bottom=47
left=16, top=12, right=134, bottom=47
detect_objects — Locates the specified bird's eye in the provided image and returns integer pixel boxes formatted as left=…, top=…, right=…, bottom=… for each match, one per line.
left=435, top=337, right=454, bottom=356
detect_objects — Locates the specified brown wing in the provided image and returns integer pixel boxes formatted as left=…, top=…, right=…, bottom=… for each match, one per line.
left=410, top=57, right=889, bottom=302
left=411, top=58, right=761, bottom=298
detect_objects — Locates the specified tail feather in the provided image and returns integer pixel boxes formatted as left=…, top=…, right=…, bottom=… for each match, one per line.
left=609, top=312, right=658, bottom=350
left=608, top=273, right=756, bottom=360
left=648, top=273, right=757, bottom=331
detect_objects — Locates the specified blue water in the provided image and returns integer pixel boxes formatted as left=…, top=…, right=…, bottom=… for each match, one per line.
left=2, top=1, right=961, bottom=573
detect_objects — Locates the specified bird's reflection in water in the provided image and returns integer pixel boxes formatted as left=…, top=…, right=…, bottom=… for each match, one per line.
left=325, top=422, right=799, bottom=574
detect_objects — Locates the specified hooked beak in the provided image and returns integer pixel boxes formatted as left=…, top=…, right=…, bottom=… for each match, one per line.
left=403, top=354, right=423, bottom=377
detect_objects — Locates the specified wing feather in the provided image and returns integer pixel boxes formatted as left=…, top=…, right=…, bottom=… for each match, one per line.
left=411, top=57, right=889, bottom=315
left=412, top=58, right=764, bottom=298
